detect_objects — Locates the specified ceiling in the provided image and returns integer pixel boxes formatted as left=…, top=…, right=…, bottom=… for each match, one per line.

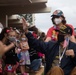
left=0, top=0, right=51, bottom=15
left=0, top=0, right=47, bottom=5
left=0, top=0, right=51, bottom=28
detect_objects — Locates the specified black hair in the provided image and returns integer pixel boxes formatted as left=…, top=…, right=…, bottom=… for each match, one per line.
left=51, top=15, right=66, bottom=25
left=0, top=28, right=9, bottom=40
left=39, top=32, right=46, bottom=41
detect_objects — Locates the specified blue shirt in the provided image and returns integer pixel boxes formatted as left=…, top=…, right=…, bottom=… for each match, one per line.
left=26, top=32, right=76, bottom=75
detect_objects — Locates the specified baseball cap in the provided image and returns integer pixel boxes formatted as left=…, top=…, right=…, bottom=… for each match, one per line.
left=56, top=25, right=73, bottom=35
left=51, top=10, right=64, bottom=17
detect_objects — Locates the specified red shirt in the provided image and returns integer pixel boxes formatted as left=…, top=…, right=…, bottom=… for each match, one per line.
left=47, top=24, right=74, bottom=41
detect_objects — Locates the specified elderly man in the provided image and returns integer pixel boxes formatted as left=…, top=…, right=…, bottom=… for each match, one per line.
left=22, top=18, right=76, bottom=75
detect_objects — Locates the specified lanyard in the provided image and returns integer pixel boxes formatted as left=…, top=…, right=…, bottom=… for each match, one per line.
left=59, top=47, right=67, bottom=65
left=59, top=37, right=69, bottom=66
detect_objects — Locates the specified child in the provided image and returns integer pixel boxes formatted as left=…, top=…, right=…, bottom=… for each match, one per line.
left=19, top=34, right=30, bottom=75
left=4, top=30, right=20, bottom=75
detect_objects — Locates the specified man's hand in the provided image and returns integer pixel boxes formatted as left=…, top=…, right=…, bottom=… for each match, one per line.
left=22, top=17, right=29, bottom=33
left=65, top=49, right=75, bottom=57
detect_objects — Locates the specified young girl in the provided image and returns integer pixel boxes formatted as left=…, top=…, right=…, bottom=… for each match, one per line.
left=19, top=34, right=30, bottom=75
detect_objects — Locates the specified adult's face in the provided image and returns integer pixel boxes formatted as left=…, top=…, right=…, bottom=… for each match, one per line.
left=58, top=34, right=70, bottom=47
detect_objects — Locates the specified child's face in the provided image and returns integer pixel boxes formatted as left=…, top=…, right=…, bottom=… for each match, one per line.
left=21, top=35, right=26, bottom=38
left=21, top=35, right=27, bottom=41
left=8, top=31, right=16, bottom=38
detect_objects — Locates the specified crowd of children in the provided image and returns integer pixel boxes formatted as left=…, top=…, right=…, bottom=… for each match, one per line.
left=0, top=25, right=45, bottom=75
